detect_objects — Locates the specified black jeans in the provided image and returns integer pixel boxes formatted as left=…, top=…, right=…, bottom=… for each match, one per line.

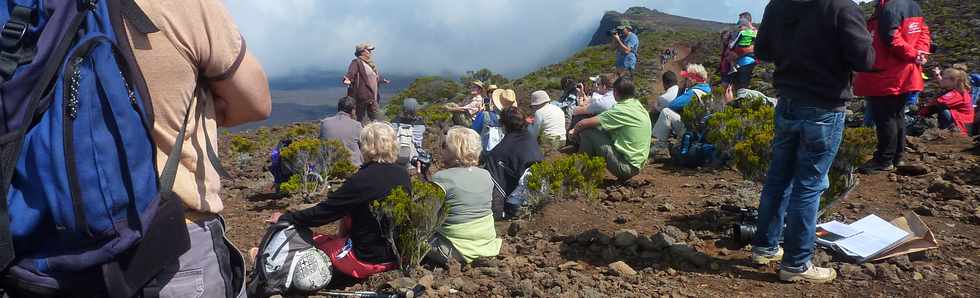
left=868, top=95, right=908, bottom=164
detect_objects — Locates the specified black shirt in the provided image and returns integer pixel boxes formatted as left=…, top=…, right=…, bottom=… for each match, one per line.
left=755, top=0, right=875, bottom=110
left=279, top=162, right=411, bottom=264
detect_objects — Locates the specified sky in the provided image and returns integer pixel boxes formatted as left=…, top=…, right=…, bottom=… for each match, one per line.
left=226, top=0, right=872, bottom=79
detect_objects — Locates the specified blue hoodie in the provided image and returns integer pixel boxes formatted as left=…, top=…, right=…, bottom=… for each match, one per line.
left=668, top=83, right=711, bottom=112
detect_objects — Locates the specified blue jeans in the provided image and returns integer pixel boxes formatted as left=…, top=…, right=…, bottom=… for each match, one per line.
left=751, top=97, right=845, bottom=272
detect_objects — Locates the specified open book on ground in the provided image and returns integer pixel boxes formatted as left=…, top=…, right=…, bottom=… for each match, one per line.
left=816, top=211, right=938, bottom=263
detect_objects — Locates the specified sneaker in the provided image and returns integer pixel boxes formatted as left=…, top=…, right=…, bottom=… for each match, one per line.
left=779, top=264, right=837, bottom=283
left=751, top=247, right=784, bottom=265
left=858, top=159, right=895, bottom=174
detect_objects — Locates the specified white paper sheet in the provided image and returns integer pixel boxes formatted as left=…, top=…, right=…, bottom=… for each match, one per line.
left=833, top=215, right=909, bottom=259
left=817, top=220, right=862, bottom=238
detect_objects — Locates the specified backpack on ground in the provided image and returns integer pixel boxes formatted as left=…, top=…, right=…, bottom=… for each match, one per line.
left=395, top=123, right=417, bottom=165
left=670, top=132, right=716, bottom=168
left=0, top=1, right=225, bottom=296
left=247, top=223, right=332, bottom=298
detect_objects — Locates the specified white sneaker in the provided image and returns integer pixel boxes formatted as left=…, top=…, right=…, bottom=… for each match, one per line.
left=751, top=247, right=783, bottom=265
left=779, top=265, right=837, bottom=283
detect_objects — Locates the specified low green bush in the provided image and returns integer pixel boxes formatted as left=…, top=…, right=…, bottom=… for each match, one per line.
left=526, top=154, right=606, bottom=212
left=278, top=138, right=357, bottom=201
left=371, top=180, right=447, bottom=275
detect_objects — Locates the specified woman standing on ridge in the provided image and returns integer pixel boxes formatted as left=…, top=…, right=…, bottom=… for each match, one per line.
left=344, top=43, right=391, bottom=124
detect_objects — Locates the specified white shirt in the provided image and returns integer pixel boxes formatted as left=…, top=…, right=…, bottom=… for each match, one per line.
left=586, top=90, right=617, bottom=115
left=529, top=104, right=567, bottom=141
left=657, top=85, right=680, bottom=110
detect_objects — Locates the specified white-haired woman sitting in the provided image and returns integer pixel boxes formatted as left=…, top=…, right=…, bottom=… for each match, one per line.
left=426, top=127, right=502, bottom=266
left=269, top=122, right=410, bottom=277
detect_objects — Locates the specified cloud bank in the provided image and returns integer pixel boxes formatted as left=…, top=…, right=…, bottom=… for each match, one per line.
left=226, top=0, right=870, bottom=79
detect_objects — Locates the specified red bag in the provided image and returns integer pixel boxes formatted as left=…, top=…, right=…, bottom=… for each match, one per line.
left=313, top=217, right=397, bottom=279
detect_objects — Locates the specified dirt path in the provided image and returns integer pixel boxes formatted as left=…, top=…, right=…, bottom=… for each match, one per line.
left=649, top=45, right=692, bottom=96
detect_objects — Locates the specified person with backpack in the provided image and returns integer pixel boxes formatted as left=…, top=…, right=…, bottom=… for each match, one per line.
left=391, top=98, right=427, bottom=172
left=266, top=123, right=409, bottom=281
left=0, top=0, right=271, bottom=296
left=344, top=43, right=390, bottom=124
left=919, top=67, right=974, bottom=136
left=652, top=65, right=711, bottom=156
left=721, top=12, right=758, bottom=91
left=854, top=0, right=932, bottom=173
left=570, top=77, right=652, bottom=181
left=320, top=96, right=364, bottom=167
left=485, top=107, right=543, bottom=219
left=751, top=0, right=874, bottom=283
left=426, top=127, right=502, bottom=266
left=0, top=0, right=271, bottom=297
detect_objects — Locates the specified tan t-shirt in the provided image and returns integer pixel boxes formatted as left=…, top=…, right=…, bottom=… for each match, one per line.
left=126, top=0, right=245, bottom=216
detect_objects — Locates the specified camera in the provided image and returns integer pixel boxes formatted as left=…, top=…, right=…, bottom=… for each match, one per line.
left=606, top=28, right=622, bottom=37
left=721, top=205, right=758, bottom=246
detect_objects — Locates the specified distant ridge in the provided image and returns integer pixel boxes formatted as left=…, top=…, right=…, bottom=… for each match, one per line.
left=588, top=7, right=729, bottom=46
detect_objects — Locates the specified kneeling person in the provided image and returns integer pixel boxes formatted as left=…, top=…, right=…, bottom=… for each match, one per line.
left=571, top=77, right=652, bottom=180
left=427, top=127, right=502, bottom=265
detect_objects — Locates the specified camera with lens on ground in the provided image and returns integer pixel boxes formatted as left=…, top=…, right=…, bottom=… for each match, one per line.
left=721, top=204, right=759, bottom=247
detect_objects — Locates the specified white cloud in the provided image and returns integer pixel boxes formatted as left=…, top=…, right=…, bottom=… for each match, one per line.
left=226, top=0, right=873, bottom=78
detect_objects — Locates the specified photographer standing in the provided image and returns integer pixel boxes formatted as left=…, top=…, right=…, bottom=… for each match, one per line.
left=612, top=23, right=639, bottom=77
left=750, top=0, right=874, bottom=283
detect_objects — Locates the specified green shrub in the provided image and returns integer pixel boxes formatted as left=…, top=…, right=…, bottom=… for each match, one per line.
left=229, top=135, right=256, bottom=155
left=526, top=154, right=606, bottom=213
left=822, top=127, right=876, bottom=208
left=371, top=180, right=447, bottom=275
left=283, top=123, right=318, bottom=139
left=278, top=138, right=357, bottom=201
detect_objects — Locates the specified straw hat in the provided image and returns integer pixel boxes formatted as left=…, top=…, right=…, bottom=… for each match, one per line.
left=491, top=89, right=517, bottom=110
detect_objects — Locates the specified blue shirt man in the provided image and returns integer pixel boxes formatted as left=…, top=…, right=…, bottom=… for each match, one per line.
left=614, top=27, right=639, bottom=72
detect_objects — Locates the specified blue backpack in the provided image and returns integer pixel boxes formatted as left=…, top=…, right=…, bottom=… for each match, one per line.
left=970, top=73, right=979, bottom=106
left=0, top=0, right=215, bottom=296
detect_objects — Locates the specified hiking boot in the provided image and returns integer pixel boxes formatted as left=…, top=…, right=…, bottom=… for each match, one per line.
left=893, top=160, right=907, bottom=168
left=779, top=264, right=837, bottom=283
left=751, top=247, right=784, bottom=265
left=858, top=159, right=895, bottom=174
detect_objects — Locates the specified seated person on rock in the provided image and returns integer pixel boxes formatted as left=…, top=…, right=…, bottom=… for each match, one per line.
left=652, top=64, right=711, bottom=154
left=919, top=67, right=974, bottom=136
left=654, top=71, right=680, bottom=112
left=570, top=77, right=652, bottom=181
left=391, top=98, right=428, bottom=171
left=528, top=90, right=567, bottom=147
left=485, top=106, right=544, bottom=219
left=426, top=127, right=502, bottom=266
left=320, top=96, right=364, bottom=167
left=565, top=74, right=618, bottom=150
left=268, top=123, right=410, bottom=278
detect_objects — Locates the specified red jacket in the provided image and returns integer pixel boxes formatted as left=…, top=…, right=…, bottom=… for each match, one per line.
left=920, top=90, right=974, bottom=136
left=854, top=0, right=931, bottom=97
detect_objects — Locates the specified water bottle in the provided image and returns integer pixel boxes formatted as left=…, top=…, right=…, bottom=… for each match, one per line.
left=680, top=133, right=693, bottom=155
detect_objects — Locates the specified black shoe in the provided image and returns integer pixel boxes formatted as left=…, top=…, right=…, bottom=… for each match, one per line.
left=893, top=160, right=907, bottom=168
left=858, top=159, right=895, bottom=174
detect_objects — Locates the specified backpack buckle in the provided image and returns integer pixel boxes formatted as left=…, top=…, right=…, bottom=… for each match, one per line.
left=79, top=0, right=98, bottom=10
left=0, top=21, right=27, bottom=48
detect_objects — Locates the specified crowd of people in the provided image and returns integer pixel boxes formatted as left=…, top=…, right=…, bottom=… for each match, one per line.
left=6, top=0, right=977, bottom=296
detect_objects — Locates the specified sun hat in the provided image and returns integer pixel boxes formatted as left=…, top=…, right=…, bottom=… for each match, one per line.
left=470, top=81, right=486, bottom=91
left=355, top=43, right=375, bottom=55
left=491, top=89, right=517, bottom=111
left=530, top=90, right=551, bottom=106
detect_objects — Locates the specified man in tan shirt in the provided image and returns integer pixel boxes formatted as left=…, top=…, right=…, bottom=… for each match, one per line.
left=127, top=0, right=271, bottom=296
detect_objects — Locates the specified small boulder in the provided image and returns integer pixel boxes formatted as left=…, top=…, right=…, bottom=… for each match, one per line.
left=657, top=203, right=674, bottom=212
left=649, top=232, right=677, bottom=250
left=896, top=163, right=929, bottom=176
left=613, top=229, right=639, bottom=247
left=507, top=221, right=524, bottom=237
left=608, top=261, right=637, bottom=276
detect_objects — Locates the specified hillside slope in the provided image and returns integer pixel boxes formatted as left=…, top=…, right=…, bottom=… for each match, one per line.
left=588, top=7, right=729, bottom=46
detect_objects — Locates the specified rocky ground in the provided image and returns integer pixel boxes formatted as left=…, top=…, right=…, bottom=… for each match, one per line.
left=218, top=126, right=980, bottom=297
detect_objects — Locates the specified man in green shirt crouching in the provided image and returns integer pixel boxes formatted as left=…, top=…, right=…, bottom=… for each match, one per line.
left=570, top=77, right=652, bottom=180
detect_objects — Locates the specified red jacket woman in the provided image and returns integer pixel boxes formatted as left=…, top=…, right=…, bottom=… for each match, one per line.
left=920, top=68, right=975, bottom=136
left=853, top=0, right=931, bottom=97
